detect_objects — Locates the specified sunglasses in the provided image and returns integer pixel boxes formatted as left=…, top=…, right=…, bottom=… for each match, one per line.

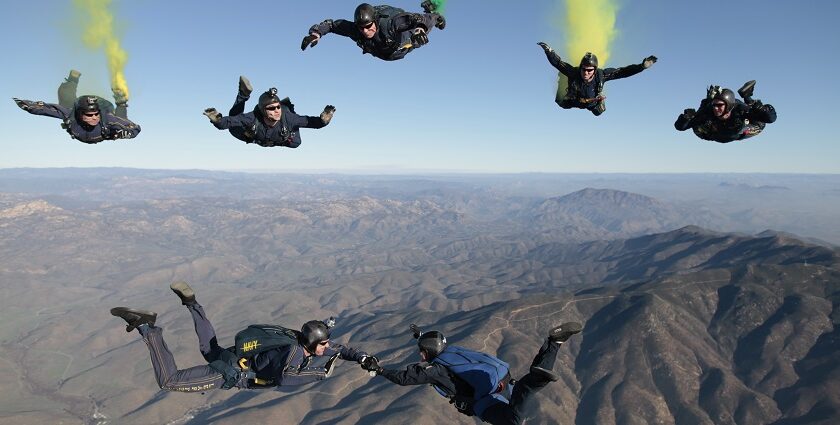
left=317, top=340, right=330, bottom=346
left=712, top=102, right=726, bottom=108
left=582, top=68, right=596, bottom=72
left=264, top=105, right=282, bottom=111
left=358, top=22, right=375, bottom=30
left=83, top=112, right=100, bottom=117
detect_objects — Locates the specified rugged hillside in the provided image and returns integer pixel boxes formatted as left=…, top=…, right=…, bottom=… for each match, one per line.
left=0, top=172, right=838, bottom=424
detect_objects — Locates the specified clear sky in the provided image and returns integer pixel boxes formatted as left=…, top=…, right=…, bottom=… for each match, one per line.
left=0, top=0, right=837, bottom=173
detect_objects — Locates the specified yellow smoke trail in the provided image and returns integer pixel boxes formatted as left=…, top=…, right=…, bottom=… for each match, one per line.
left=565, top=0, right=618, bottom=67
left=73, top=0, right=129, bottom=99
left=554, top=0, right=619, bottom=100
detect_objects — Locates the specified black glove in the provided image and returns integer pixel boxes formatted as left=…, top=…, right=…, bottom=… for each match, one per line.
left=13, top=98, right=29, bottom=111
left=537, top=42, right=553, bottom=54
left=682, top=108, right=696, bottom=117
left=643, top=55, right=657, bottom=69
left=301, top=33, right=320, bottom=51
left=707, top=85, right=721, bottom=100
left=411, top=28, right=429, bottom=46
left=203, top=108, right=222, bottom=123
left=421, top=0, right=436, bottom=13
left=410, top=324, right=422, bottom=339
left=320, top=105, right=336, bottom=124
left=360, top=355, right=381, bottom=373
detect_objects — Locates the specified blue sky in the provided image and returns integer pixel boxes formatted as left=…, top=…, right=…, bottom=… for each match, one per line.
left=0, top=0, right=837, bottom=173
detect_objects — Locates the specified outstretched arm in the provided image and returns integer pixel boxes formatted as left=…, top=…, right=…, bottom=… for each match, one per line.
left=286, top=106, right=335, bottom=130
left=602, top=56, right=655, bottom=81
left=537, top=43, right=574, bottom=77
left=325, top=343, right=368, bottom=362
left=205, top=110, right=257, bottom=130
left=377, top=362, right=445, bottom=386
left=13, top=98, right=71, bottom=120
left=105, top=114, right=141, bottom=139
left=303, top=19, right=358, bottom=50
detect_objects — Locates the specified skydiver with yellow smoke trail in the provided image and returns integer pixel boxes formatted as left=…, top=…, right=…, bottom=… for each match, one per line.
left=537, top=42, right=657, bottom=116
left=12, top=70, right=140, bottom=143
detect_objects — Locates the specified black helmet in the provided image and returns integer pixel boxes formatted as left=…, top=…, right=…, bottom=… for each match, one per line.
left=713, top=88, right=737, bottom=113
left=300, top=320, right=331, bottom=352
left=258, top=87, right=281, bottom=110
left=417, top=330, right=447, bottom=360
left=579, top=52, right=599, bottom=69
left=74, top=95, right=100, bottom=118
left=354, top=3, right=376, bottom=27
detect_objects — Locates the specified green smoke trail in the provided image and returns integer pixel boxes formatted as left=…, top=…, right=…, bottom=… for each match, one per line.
left=427, top=0, right=447, bottom=14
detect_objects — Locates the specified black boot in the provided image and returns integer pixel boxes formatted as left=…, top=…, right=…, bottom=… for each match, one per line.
left=738, top=80, right=756, bottom=104
left=170, top=281, right=196, bottom=305
left=421, top=0, right=436, bottom=13
left=549, top=322, right=582, bottom=343
left=111, top=307, right=157, bottom=332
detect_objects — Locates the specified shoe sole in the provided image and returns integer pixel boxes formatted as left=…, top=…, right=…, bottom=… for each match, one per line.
left=549, top=322, right=583, bottom=341
left=170, top=281, right=195, bottom=300
left=110, top=307, right=157, bottom=331
left=738, top=80, right=756, bottom=97
left=239, top=76, right=253, bottom=94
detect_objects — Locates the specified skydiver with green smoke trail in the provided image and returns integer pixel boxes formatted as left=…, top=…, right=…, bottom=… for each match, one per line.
left=537, top=42, right=657, bottom=116
left=302, top=2, right=446, bottom=61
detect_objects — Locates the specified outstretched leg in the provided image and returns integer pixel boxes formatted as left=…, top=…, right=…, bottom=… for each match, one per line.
left=171, top=281, right=224, bottom=363
left=483, top=322, right=582, bottom=425
left=111, top=307, right=226, bottom=392
left=58, top=70, right=81, bottom=109
left=228, top=76, right=252, bottom=142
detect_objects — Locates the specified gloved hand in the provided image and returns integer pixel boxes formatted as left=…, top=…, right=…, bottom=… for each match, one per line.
left=13, top=98, right=30, bottom=111
left=682, top=108, right=696, bottom=119
left=537, top=42, right=553, bottom=54
left=707, top=85, right=721, bottom=99
left=320, top=105, right=336, bottom=124
left=112, top=88, right=129, bottom=106
left=203, top=108, right=222, bottom=123
left=411, top=27, right=429, bottom=46
left=643, top=55, right=657, bottom=68
left=421, top=0, right=436, bottom=13
left=301, top=33, right=320, bottom=51
left=410, top=323, right=422, bottom=339
left=434, top=15, right=446, bottom=30
left=360, top=355, right=381, bottom=373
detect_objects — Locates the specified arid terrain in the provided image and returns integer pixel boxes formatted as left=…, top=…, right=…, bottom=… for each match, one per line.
left=0, top=169, right=838, bottom=424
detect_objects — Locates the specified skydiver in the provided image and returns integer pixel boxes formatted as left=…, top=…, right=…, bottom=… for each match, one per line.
left=674, top=81, right=778, bottom=143
left=110, top=281, right=371, bottom=392
left=359, top=322, right=583, bottom=424
left=301, top=2, right=446, bottom=61
left=12, top=70, right=140, bottom=143
left=537, top=42, right=657, bottom=116
left=203, top=84, right=335, bottom=148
